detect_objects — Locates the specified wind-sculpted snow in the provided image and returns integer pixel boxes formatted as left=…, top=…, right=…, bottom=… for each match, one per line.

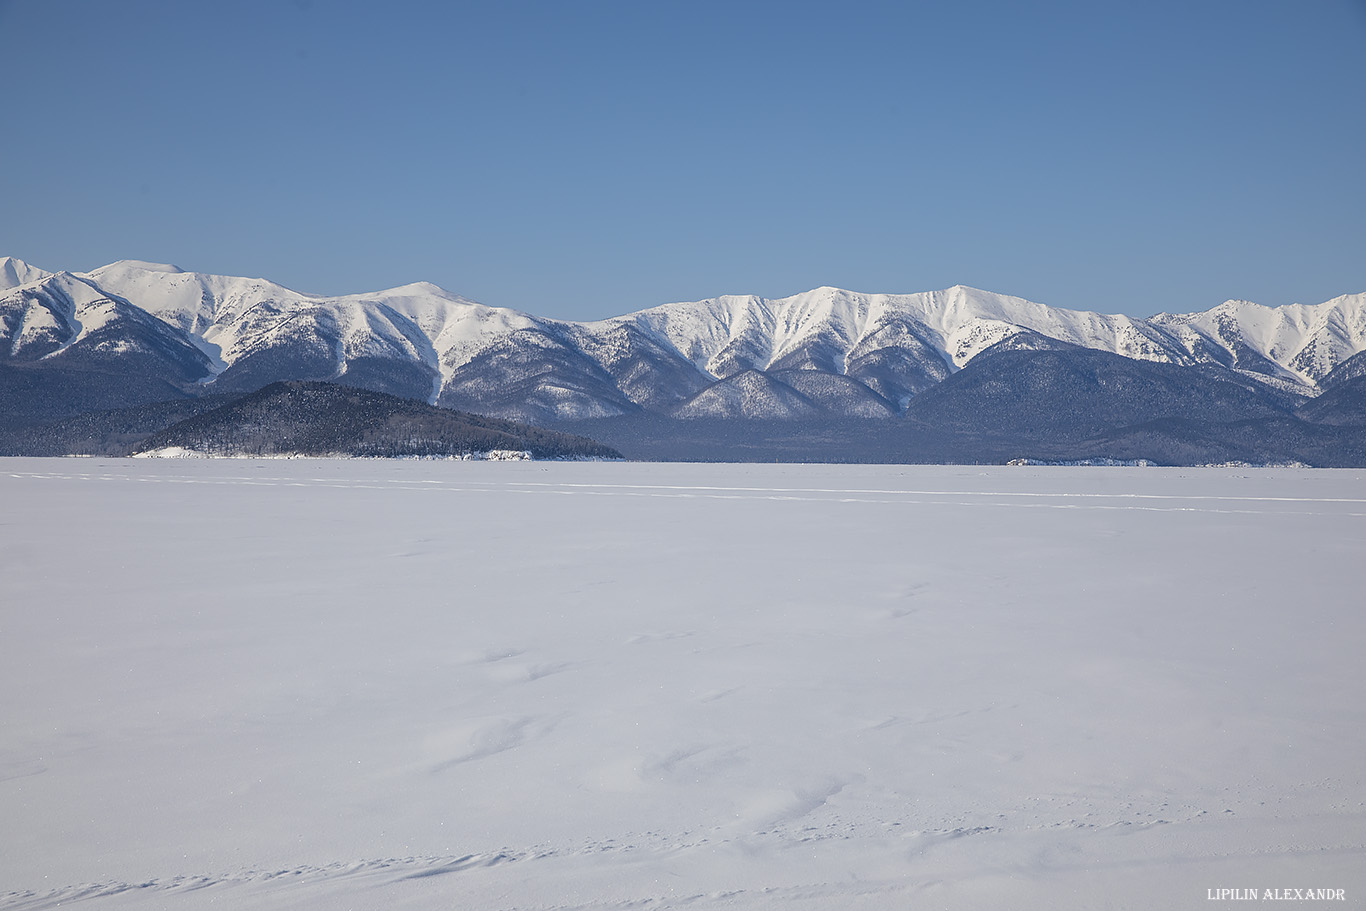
left=1, top=461, right=1363, bottom=910
left=2, top=257, right=1365, bottom=424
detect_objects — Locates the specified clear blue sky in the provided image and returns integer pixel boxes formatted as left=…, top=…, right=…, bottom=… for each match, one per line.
left=2, top=0, right=1363, bottom=320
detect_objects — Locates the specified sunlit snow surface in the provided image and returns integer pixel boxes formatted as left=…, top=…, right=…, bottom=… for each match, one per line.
left=2, top=460, right=1364, bottom=910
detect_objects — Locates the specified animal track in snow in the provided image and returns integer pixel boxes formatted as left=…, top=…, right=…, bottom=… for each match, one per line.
left=484, top=661, right=573, bottom=684
left=625, top=630, right=696, bottom=645
left=427, top=716, right=537, bottom=771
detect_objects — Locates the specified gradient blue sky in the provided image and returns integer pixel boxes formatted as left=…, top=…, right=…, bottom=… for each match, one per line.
left=2, top=0, right=1363, bottom=320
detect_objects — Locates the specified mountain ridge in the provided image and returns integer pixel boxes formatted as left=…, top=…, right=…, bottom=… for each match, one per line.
left=3, top=256, right=1364, bottom=434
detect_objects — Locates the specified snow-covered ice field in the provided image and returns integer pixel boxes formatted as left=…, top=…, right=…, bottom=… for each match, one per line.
left=2, top=459, right=1363, bottom=910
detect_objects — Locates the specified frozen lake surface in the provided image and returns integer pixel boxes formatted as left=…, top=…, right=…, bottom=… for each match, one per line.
left=2, top=459, right=1364, bottom=910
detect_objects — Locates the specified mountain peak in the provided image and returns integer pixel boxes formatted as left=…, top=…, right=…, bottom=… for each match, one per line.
left=369, top=279, right=470, bottom=301
left=104, top=260, right=186, bottom=274
left=0, top=256, right=54, bottom=290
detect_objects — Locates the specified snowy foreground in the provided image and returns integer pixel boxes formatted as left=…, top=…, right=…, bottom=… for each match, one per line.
left=2, top=459, right=1363, bottom=910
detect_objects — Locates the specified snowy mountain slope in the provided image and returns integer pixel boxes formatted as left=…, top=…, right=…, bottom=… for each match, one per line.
left=1150, top=294, right=1366, bottom=384
left=3, top=256, right=1363, bottom=425
left=671, top=369, right=825, bottom=420
left=625, top=285, right=1190, bottom=376
left=0, top=255, right=52, bottom=291
left=82, top=261, right=467, bottom=391
left=436, top=324, right=641, bottom=423
left=0, top=268, right=219, bottom=420
left=768, top=367, right=897, bottom=417
left=1, top=271, right=91, bottom=360
left=1321, top=348, right=1366, bottom=389
left=0, top=269, right=210, bottom=375
left=625, top=285, right=1366, bottom=391
left=566, top=320, right=714, bottom=410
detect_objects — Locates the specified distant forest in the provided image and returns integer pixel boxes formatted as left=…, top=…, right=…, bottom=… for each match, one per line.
left=1, top=382, right=622, bottom=460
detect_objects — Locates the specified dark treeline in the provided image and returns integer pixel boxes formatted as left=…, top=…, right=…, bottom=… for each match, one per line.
left=131, top=382, right=622, bottom=459
left=0, top=382, right=621, bottom=459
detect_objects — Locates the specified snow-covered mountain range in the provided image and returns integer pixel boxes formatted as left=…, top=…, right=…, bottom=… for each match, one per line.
left=3, top=255, right=1364, bottom=423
